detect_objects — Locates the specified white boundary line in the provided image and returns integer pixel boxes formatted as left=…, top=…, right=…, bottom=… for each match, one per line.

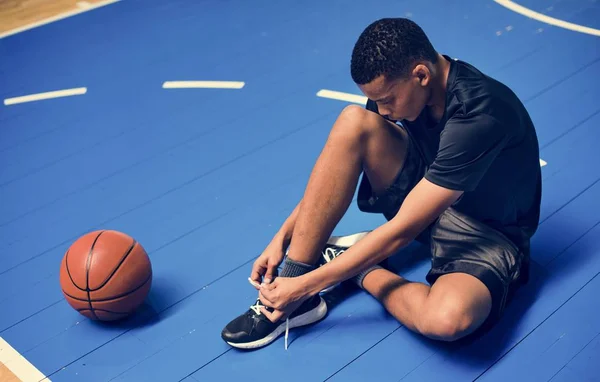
left=0, top=337, right=50, bottom=382
left=162, top=81, right=245, bottom=89
left=316, top=89, right=367, bottom=104
left=494, top=0, right=600, bottom=37
left=4, top=87, right=87, bottom=106
left=0, top=0, right=121, bottom=39
left=317, top=89, right=548, bottom=167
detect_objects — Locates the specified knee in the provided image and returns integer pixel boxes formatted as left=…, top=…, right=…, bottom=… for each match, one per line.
left=339, top=104, right=369, bottom=122
left=416, top=305, right=478, bottom=342
left=330, top=104, right=370, bottom=141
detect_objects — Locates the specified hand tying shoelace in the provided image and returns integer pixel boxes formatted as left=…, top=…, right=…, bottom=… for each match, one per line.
left=249, top=299, right=290, bottom=350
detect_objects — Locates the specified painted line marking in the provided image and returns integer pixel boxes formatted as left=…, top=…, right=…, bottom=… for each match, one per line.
left=0, top=0, right=121, bottom=39
left=317, top=89, right=548, bottom=168
left=162, top=81, right=245, bottom=89
left=77, top=1, right=93, bottom=9
left=316, top=89, right=367, bottom=104
left=4, top=87, right=87, bottom=106
left=0, top=337, right=50, bottom=382
left=494, top=0, right=600, bottom=37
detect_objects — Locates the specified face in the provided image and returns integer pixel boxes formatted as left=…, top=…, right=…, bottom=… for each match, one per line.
left=358, top=64, right=432, bottom=122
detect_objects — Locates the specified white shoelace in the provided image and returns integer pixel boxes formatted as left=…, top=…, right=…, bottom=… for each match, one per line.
left=323, top=246, right=344, bottom=263
left=250, top=300, right=290, bottom=350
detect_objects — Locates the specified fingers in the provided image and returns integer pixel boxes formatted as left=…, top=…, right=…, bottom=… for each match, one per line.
left=260, top=307, right=285, bottom=322
left=247, top=277, right=261, bottom=290
left=261, top=279, right=277, bottom=291
left=264, top=262, right=279, bottom=284
left=258, top=288, right=274, bottom=305
left=250, top=261, right=267, bottom=284
left=258, top=285, right=279, bottom=309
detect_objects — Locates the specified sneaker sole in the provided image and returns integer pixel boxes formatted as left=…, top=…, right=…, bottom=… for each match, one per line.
left=225, top=297, right=328, bottom=349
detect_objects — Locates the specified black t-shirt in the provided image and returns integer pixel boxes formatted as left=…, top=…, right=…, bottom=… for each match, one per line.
left=366, top=55, right=542, bottom=249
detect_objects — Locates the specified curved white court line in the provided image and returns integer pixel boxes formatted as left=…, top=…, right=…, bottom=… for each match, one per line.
left=0, top=0, right=121, bottom=39
left=4, top=87, right=87, bottom=106
left=494, top=0, right=600, bottom=37
left=162, top=81, right=245, bottom=89
left=0, top=337, right=50, bottom=382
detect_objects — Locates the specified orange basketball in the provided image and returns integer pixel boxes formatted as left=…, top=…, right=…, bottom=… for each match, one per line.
left=59, top=230, right=152, bottom=321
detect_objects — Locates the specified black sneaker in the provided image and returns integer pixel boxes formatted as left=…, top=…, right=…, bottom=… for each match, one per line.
left=318, top=231, right=370, bottom=293
left=221, top=294, right=327, bottom=349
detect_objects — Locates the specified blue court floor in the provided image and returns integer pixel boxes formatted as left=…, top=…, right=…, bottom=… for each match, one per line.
left=1, top=0, right=600, bottom=381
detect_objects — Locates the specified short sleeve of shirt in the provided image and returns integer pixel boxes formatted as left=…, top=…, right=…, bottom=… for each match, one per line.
left=365, top=99, right=379, bottom=113
left=425, top=113, right=510, bottom=192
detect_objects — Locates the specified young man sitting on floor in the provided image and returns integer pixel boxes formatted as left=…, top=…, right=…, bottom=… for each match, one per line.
left=221, top=17, right=542, bottom=349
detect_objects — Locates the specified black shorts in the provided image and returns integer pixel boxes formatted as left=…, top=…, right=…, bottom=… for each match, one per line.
left=356, top=131, right=529, bottom=322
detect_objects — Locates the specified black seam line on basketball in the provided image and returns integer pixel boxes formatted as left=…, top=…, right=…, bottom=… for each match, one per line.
left=64, top=249, right=86, bottom=292
left=76, top=308, right=130, bottom=314
left=61, top=273, right=152, bottom=302
left=89, top=238, right=137, bottom=292
left=86, top=231, right=104, bottom=321
left=0, top=107, right=335, bottom=275
left=473, top=271, right=600, bottom=382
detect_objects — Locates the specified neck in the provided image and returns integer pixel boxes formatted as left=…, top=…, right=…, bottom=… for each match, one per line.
left=427, top=53, right=451, bottom=121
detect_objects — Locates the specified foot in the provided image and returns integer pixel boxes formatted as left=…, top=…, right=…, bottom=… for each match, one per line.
left=221, top=295, right=327, bottom=349
left=318, top=231, right=370, bottom=293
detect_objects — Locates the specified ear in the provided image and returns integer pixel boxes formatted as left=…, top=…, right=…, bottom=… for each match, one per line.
left=412, top=64, right=431, bottom=87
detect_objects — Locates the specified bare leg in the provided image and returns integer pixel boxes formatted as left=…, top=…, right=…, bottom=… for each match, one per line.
left=362, top=269, right=492, bottom=341
left=286, top=104, right=409, bottom=265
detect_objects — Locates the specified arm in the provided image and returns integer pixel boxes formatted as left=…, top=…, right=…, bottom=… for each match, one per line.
left=302, top=178, right=463, bottom=295
left=250, top=199, right=303, bottom=284
left=270, top=198, right=302, bottom=250
left=303, top=112, right=509, bottom=294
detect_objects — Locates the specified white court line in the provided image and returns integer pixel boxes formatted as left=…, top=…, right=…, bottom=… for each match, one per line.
left=0, top=0, right=121, bottom=39
left=0, top=337, right=50, bottom=382
left=4, top=87, right=87, bottom=106
left=162, top=81, right=245, bottom=89
left=77, top=1, right=93, bottom=9
left=317, top=89, right=548, bottom=167
left=494, top=0, right=600, bottom=37
left=316, top=89, right=367, bottom=104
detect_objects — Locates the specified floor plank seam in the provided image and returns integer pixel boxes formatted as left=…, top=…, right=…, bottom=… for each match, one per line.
left=473, top=271, right=600, bottom=381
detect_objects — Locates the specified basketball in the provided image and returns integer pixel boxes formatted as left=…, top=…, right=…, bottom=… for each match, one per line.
left=59, top=230, right=152, bottom=322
